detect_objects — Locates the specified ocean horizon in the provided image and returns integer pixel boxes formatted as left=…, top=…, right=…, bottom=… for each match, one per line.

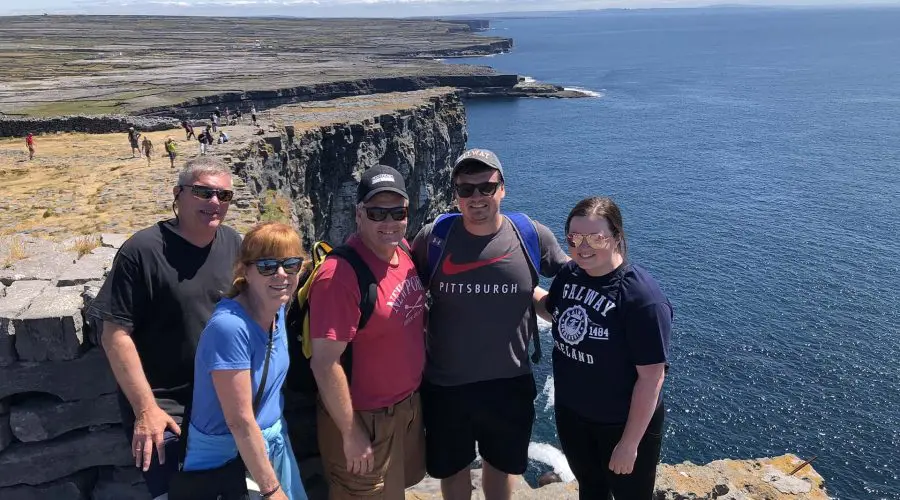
left=451, top=7, right=900, bottom=499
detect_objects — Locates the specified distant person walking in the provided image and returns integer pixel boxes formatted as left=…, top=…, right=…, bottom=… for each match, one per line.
left=236, top=108, right=243, bottom=124
left=142, top=136, right=154, bottom=166
left=198, top=128, right=211, bottom=156
left=182, top=120, right=196, bottom=141
left=25, top=132, right=35, bottom=160
left=211, top=113, right=219, bottom=133
left=128, top=127, right=142, bottom=158
left=251, top=105, right=258, bottom=126
left=165, top=137, right=178, bottom=168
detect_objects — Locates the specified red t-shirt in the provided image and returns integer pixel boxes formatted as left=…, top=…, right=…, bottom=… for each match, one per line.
left=309, top=235, right=426, bottom=410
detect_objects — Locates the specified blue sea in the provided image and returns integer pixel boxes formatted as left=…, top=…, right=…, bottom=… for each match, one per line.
left=450, top=7, right=900, bottom=500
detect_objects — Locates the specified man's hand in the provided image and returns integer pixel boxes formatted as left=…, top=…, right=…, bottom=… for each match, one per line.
left=342, top=421, right=374, bottom=475
left=608, top=439, right=638, bottom=475
left=132, top=405, right=181, bottom=471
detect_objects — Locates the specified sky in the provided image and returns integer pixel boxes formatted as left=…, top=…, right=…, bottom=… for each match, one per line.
left=1, top=0, right=898, bottom=17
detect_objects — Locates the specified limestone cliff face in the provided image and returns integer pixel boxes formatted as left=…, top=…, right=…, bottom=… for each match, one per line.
left=228, top=89, right=466, bottom=246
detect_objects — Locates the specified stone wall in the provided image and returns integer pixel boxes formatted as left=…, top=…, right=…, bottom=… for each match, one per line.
left=0, top=115, right=180, bottom=138
left=0, top=234, right=149, bottom=499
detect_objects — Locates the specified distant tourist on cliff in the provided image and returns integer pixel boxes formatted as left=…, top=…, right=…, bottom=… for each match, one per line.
left=218, top=130, right=229, bottom=144
left=182, top=120, right=196, bottom=141
left=198, top=126, right=214, bottom=155
left=142, top=135, right=154, bottom=166
left=171, top=222, right=308, bottom=500
left=309, top=165, right=427, bottom=499
left=128, top=127, right=141, bottom=158
left=533, top=196, right=672, bottom=500
left=410, top=149, right=568, bottom=500
left=211, top=113, right=219, bottom=133
left=251, top=105, right=258, bottom=126
left=88, top=158, right=241, bottom=500
left=25, top=132, right=34, bottom=160
left=236, top=108, right=243, bottom=124
left=165, top=137, right=177, bottom=168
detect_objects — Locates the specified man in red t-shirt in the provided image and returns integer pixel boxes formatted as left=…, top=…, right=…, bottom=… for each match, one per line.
left=309, top=164, right=426, bottom=499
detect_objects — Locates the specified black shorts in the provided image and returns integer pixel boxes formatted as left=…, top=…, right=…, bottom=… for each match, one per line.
left=421, top=374, right=536, bottom=478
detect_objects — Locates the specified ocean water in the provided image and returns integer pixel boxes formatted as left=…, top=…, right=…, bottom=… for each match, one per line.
left=450, top=8, right=900, bottom=499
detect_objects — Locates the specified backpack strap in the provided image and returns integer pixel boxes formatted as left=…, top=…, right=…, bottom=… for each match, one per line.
left=503, top=212, right=543, bottom=364
left=328, top=245, right=378, bottom=330
left=503, top=212, right=542, bottom=280
left=426, top=213, right=460, bottom=287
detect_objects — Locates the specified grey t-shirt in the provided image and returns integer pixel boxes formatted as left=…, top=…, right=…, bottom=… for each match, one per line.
left=411, top=216, right=568, bottom=386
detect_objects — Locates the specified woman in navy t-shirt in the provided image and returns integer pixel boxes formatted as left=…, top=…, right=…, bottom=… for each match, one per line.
left=535, top=196, right=672, bottom=500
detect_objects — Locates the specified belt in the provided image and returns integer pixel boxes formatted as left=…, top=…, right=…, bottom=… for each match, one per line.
left=367, top=390, right=417, bottom=417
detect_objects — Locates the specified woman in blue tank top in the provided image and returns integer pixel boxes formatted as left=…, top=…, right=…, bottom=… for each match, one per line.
left=534, top=196, right=673, bottom=500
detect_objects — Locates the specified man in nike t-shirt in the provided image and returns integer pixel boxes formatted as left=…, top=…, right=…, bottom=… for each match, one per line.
left=411, top=149, right=567, bottom=500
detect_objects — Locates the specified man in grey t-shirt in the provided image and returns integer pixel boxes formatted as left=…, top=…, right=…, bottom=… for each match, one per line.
left=411, top=149, right=568, bottom=500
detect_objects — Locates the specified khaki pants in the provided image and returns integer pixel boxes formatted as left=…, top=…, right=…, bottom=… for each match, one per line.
left=318, top=392, right=425, bottom=500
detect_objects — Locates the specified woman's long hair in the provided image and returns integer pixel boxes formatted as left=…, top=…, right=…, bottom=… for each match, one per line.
left=225, top=222, right=307, bottom=299
left=564, top=196, right=628, bottom=256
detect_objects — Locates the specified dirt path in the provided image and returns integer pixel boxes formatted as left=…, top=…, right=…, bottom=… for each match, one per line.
left=0, top=126, right=260, bottom=239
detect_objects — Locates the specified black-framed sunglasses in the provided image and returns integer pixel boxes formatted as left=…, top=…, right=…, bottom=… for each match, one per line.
left=249, top=257, right=304, bottom=276
left=364, top=206, right=408, bottom=222
left=455, top=181, right=501, bottom=198
left=180, top=184, right=235, bottom=202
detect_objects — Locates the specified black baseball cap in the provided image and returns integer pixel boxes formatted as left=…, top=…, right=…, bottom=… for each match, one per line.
left=452, top=148, right=504, bottom=181
left=357, top=165, right=408, bottom=203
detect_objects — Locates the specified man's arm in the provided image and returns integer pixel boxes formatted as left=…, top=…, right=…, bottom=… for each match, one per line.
left=409, top=224, right=431, bottom=285
left=532, top=287, right=551, bottom=322
left=101, top=321, right=180, bottom=471
left=310, top=339, right=374, bottom=475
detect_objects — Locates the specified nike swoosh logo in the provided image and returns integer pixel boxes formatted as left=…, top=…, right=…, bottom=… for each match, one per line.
left=442, top=252, right=512, bottom=275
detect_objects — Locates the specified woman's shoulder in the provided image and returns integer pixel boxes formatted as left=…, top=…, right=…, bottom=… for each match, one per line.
left=619, top=263, right=669, bottom=309
left=204, top=299, right=253, bottom=337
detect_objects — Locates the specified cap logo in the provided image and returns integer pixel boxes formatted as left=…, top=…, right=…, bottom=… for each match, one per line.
left=371, top=174, right=395, bottom=184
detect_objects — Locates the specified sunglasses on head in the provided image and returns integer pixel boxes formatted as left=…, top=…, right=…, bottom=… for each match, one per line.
left=566, top=232, right=612, bottom=250
left=364, top=206, right=408, bottom=222
left=180, top=184, right=235, bottom=202
left=249, top=257, right=304, bottom=276
left=455, top=181, right=501, bottom=198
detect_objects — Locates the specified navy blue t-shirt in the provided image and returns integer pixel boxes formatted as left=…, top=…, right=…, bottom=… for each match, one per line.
left=546, top=260, right=672, bottom=424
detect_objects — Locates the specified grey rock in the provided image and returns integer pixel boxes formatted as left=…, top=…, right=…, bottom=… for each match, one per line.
left=91, top=467, right=149, bottom=500
left=56, top=252, right=115, bottom=287
left=0, top=397, right=9, bottom=413
left=0, top=347, right=117, bottom=401
left=13, top=286, right=85, bottom=362
left=0, top=281, right=51, bottom=366
left=0, top=469, right=95, bottom=500
left=1, top=412, right=13, bottom=453
left=0, top=426, right=132, bottom=487
left=99, top=234, right=128, bottom=250
left=762, top=466, right=812, bottom=494
left=10, top=393, right=121, bottom=442
left=0, top=250, right=78, bottom=285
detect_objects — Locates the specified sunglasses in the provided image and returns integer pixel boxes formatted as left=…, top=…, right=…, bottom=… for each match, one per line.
left=455, top=181, right=501, bottom=198
left=566, top=232, right=612, bottom=250
left=180, top=184, right=235, bottom=202
left=364, top=206, right=408, bottom=222
left=249, top=257, right=304, bottom=276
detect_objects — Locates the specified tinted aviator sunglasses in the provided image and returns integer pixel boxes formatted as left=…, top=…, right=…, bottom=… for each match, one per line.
left=180, top=184, right=235, bottom=202
left=455, top=181, right=501, bottom=198
left=249, top=257, right=304, bottom=276
left=364, top=206, right=408, bottom=222
left=566, top=232, right=612, bottom=250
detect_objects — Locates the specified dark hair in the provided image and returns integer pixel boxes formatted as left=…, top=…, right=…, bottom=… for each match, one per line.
left=453, top=160, right=503, bottom=183
left=565, top=196, right=627, bottom=256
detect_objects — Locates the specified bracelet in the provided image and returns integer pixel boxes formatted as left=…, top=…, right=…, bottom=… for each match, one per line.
left=261, top=484, right=280, bottom=498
